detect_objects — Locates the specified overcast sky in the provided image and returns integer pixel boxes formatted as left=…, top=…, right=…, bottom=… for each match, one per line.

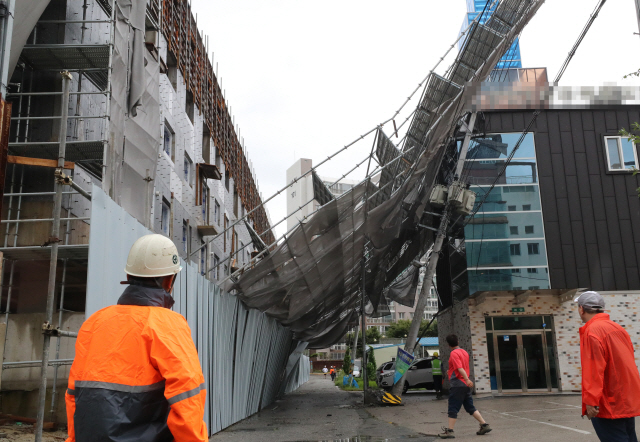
left=191, top=0, right=640, bottom=239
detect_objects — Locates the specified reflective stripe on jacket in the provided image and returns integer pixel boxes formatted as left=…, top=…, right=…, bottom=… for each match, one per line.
left=580, top=313, right=640, bottom=419
left=65, top=285, right=208, bottom=442
left=432, top=358, right=442, bottom=376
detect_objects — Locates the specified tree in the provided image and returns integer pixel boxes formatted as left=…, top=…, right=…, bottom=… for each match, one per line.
left=344, top=328, right=382, bottom=358
left=342, top=348, right=352, bottom=375
left=618, top=123, right=640, bottom=198
left=386, top=319, right=438, bottom=339
left=366, top=345, right=377, bottom=381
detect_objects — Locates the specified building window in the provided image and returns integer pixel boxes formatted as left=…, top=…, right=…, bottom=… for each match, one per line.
left=161, top=198, right=171, bottom=237
left=604, top=136, right=639, bottom=171
left=163, top=121, right=175, bottom=162
left=166, top=51, right=178, bottom=91
left=214, top=200, right=220, bottom=225
left=527, top=268, right=539, bottom=274
left=224, top=215, right=229, bottom=252
left=213, top=254, right=220, bottom=280
left=188, top=225, right=192, bottom=256
left=527, top=243, right=540, bottom=255
left=510, top=226, right=519, bottom=235
left=186, top=90, right=195, bottom=124
left=182, top=220, right=188, bottom=253
left=510, top=244, right=521, bottom=256
left=508, top=205, right=516, bottom=211
left=201, top=185, right=209, bottom=224
left=224, top=264, right=228, bottom=276
left=225, top=171, right=230, bottom=192
left=511, top=268, right=521, bottom=273
left=240, top=241, right=244, bottom=264
left=525, top=225, right=534, bottom=234
left=200, top=243, right=206, bottom=276
left=184, top=154, right=194, bottom=187
left=522, top=204, right=531, bottom=211
left=398, top=312, right=405, bottom=319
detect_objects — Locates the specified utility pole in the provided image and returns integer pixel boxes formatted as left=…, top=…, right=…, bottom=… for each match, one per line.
left=390, top=112, right=477, bottom=397
left=360, top=257, right=367, bottom=402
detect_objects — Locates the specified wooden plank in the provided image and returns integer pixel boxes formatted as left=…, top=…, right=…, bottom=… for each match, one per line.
left=7, top=155, right=74, bottom=170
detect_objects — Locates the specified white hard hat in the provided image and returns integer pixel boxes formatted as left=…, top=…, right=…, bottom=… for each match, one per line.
left=125, top=234, right=182, bottom=278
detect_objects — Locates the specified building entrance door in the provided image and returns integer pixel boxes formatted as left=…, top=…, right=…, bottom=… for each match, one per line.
left=493, top=331, right=553, bottom=392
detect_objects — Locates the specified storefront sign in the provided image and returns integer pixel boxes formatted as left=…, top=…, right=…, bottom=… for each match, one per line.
left=393, top=348, right=415, bottom=385
left=503, top=335, right=510, bottom=341
left=512, top=307, right=525, bottom=313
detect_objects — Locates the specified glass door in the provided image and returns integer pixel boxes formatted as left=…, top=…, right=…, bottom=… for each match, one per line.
left=521, top=333, right=547, bottom=391
left=496, top=334, right=522, bottom=391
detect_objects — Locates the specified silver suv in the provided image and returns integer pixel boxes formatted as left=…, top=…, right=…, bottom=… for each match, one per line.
left=376, top=357, right=435, bottom=394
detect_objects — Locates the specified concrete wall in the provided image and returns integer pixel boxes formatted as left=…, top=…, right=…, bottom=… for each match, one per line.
left=442, top=291, right=640, bottom=394
left=0, top=312, right=84, bottom=422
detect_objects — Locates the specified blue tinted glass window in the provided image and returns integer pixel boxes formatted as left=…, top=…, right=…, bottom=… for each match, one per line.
left=467, top=240, right=547, bottom=268
left=621, top=138, right=638, bottom=169
left=467, top=133, right=536, bottom=160
left=468, top=269, right=550, bottom=294
left=465, top=212, right=544, bottom=240
left=472, top=186, right=542, bottom=212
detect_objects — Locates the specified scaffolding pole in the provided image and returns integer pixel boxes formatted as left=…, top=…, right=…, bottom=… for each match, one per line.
left=35, top=71, right=72, bottom=442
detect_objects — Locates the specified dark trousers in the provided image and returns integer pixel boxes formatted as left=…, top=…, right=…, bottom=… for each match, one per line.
left=592, top=417, right=638, bottom=442
left=447, top=386, right=477, bottom=419
left=331, top=373, right=336, bottom=381
left=433, top=375, right=443, bottom=393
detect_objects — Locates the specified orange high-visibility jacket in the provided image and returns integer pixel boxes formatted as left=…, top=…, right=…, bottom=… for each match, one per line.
left=580, top=313, right=640, bottom=419
left=65, top=284, right=207, bottom=442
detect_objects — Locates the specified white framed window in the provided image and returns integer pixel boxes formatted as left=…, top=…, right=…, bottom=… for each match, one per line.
left=184, top=154, right=194, bottom=187
left=604, top=136, right=639, bottom=171
left=161, top=198, right=171, bottom=237
left=510, top=244, right=521, bottom=256
left=398, top=312, right=405, bottom=320
left=182, top=220, right=188, bottom=253
left=527, top=243, right=540, bottom=255
left=163, top=121, right=175, bottom=162
left=214, top=200, right=221, bottom=225
left=213, top=254, right=220, bottom=280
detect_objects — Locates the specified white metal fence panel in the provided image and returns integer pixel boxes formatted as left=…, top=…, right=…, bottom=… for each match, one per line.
left=87, top=185, right=308, bottom=436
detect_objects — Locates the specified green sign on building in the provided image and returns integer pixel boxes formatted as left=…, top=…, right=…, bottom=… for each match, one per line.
left=512, top=307, right=525, bottom=313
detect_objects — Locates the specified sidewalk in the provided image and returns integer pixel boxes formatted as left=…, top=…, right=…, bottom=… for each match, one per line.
left=209, top=374, right=435, bottom=442
left=368, top=390, right=599, bottom=441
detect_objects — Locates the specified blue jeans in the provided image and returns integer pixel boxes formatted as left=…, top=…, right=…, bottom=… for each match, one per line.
left=448, top=386, right=476, bottom=419
left=591, top=417, right=638, bottom=442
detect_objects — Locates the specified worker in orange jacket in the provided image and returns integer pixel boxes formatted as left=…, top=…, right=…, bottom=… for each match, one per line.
left=65, top=234, right=207, bottom=441
left=576, top=291, right=640, bottom=441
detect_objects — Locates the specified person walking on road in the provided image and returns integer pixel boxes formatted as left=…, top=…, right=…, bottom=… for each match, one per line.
left=65, top=234, right=208, bottom=442
left=432, top=352, right=443, bottom=400
left=323, top=365, right=328, bottom=378
left=330, top=366, right=336, bottom=382
left=576, top=291, right=640, bottom=442
left=438, top=334, right=491, bottom=439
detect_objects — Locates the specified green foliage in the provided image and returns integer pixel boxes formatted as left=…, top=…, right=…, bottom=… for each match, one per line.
left=619, top=124, right=640, bottom=198
left=344, top=328, right=382, bottom=358
left=386, top=319, right=438, bottom=339
left=366, top=345, right=377, bottom=381
left=342, top=348, right=352, bottom=375
left=624, top=69, right=640, bottom=79
left=309, top=353, right=318, bottom=358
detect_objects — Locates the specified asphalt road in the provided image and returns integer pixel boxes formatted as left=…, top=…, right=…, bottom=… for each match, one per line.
left=211, top=374, right=611, bottom=442
left=209, top=374, right=435, bottom=442
left=370, top=389, right=600, bottom=441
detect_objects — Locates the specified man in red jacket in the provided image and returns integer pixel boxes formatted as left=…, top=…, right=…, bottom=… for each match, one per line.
left=576, top=291, right=640, bottom=442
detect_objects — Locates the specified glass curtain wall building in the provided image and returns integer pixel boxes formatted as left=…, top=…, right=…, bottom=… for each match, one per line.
left=461, top=0, right=522, bottom=69
left=463, top=133, right=550, bottom=293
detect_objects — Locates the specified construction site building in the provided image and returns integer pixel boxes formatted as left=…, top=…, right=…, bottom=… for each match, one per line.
left=0, top=0, right=281, bottom=425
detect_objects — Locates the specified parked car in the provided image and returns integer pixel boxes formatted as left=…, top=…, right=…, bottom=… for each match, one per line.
left=376, top=361, right=396, bottom=389
left=376, top=358, right=435, bottom=394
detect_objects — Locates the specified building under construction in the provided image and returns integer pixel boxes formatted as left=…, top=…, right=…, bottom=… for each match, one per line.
left=0, top=0, right=297, bottom=432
